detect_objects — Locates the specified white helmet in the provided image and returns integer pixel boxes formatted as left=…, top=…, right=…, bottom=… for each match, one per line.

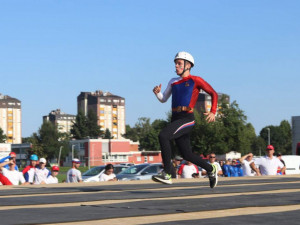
left=174, top=51, right=194, bottom=67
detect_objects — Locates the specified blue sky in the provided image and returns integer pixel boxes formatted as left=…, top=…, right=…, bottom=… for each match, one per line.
left=1, top=0, right=299, bottom=137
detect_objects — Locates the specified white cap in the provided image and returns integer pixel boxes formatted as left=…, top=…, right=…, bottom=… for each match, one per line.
left=174, top=51, right=194, bottom=67
left=39, top=158, right=47, bottom=164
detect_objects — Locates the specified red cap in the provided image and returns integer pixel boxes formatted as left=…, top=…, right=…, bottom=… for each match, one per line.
left=266, top=145, right=274, bottom=150
left=52, top=166, right=60, bottom=171
left=9, top=152, right=16, bottom=157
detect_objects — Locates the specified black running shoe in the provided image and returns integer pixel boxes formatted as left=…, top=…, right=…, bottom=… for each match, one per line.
left=208, top=164, right=218, bottom=188
left=152, top=171, right=172, bottom=184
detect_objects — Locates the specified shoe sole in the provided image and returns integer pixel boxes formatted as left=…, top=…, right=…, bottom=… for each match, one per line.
left=152, top=176, right=172, bottom=185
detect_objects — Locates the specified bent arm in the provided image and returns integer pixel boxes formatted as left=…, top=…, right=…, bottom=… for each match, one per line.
left=195, top=77, right=218, bottom=114
left=156, top=79, right=173, bottom=103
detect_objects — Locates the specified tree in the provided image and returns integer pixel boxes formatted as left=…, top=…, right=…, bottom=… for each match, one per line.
left=38, top=121, right=61, bottom=160
left=259, top=120, right=292, bottom=155
left=103, top=128, right=113, bottom=139
left=71, top=110, right=103, bottom=139
left=124, top=118, right=167, bottom=150
left=71, top=111, right=88, bottom=139
left=0, top=127, right=6, bottom=143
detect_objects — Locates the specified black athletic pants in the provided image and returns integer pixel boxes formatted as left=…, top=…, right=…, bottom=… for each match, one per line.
left=159, top=112, right=213, bottom=176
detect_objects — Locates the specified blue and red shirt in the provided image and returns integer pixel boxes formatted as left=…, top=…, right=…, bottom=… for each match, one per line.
left=156, top=74, right=218, bottom=114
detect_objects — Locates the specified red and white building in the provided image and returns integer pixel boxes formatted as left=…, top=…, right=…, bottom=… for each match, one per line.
left=67, top=138, right=162, bottom=166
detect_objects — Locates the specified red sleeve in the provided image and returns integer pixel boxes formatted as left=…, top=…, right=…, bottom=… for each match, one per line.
left=22, top=165, right=31, bottom=174
left=194, top=165, right=199, bottom=173
left=178, top=164, right=185, bottom=175
left=193, top=76, right=218, bottom=114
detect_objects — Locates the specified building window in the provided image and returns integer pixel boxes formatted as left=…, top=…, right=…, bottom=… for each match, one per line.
left=137, top=157, right=141, bottom=162
left=100, top=99, right=106, bottom=102
left=149, top=156, right=154, bottom=161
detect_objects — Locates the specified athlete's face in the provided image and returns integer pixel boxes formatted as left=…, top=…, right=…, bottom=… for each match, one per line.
left=175, top=59, right=185, bottom=75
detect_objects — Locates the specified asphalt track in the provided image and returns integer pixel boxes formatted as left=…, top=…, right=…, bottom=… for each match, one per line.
left=0, top=175, right=300, bottom=225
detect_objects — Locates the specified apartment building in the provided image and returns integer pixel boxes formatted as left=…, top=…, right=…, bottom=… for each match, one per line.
left=43, top=109, right=76, bottom=134
left=77, top=90, right=125, bottom=139
left=0, top=94, right=22, bottom=144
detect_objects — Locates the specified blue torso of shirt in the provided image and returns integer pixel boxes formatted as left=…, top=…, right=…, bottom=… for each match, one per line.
left=172, top=78, right=195, bottom=108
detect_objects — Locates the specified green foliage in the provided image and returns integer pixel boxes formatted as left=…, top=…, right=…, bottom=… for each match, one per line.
left=259, top=120, right=292, bottom=154
left=71, top=110, right=103, bottom=139
left=87, top=109, right=103, bottom=138
left=0, top=127, right=6, bottom=143
left=70, top=111, right=88, bottom=139
left=103, top=128, right=113, bottom=139
left=124, top=97, right=291, bottom=157
left=124, top=118, right=167, bottom=150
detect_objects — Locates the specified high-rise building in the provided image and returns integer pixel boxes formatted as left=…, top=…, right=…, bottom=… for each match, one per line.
left=0, top=94, right=21, bottom=144
left=195, top=91, right=230, bottom=114
left=292, top=116, right=300, bottom=155
left=43, top=109, right=76, bottom=134
left=77, top=90, right=125, bottom=139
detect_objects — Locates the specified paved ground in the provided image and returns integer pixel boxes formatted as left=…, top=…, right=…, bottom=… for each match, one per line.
left=1, top=175, right=300, bottom=225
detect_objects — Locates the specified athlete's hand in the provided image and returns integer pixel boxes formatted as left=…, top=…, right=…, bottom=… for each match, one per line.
left=153, top=84, right=162, bottom=94
left=204, top=112, right=215, bottom=123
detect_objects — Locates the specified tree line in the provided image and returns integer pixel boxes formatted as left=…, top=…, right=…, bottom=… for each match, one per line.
left=124, top=96, right=292, bottom=156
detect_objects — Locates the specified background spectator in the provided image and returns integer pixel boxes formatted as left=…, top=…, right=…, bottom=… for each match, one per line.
left=66, top=158, right=82, bottom=183
left=22, top=154, right=38, bottom=184
left=0, top=158, right=28, bottom=185
left=171, top=156, right=183, bottom=178
left=0, top=152, right=19, bottom=171
left=202, top=153, right=223, bottom=176
left=178, top=161, right=199, bottom=178
left=99, top=164, right=117, bottom=181
left=34, top=158, right=51, bottom=184
left=42, top=166, right=59, bottom=184
left=276, top=152, right=286, bottom=175
left=253, top=145, right=285, bottom=176
left=239, top=153, right=258, bottom=176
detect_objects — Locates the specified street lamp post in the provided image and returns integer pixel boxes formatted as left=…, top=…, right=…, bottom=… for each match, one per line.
left=267, top=128, right=270, bottom=145
left=71, top=145, right=75, bottom=159
left=58, top=146, right=63, bottom=165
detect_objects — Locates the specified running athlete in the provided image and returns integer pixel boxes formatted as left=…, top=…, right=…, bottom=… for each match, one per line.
left=152, top=51, right=219, bottom=188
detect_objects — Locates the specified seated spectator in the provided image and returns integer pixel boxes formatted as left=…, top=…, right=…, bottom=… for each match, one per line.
left=66, top=158, right=82, bottom=183
left=0, top=152, right=19, bottom=171
left=202, top=153, right=223, bottom=176
left=178, top=161, right=199, bottom=178
left=34, top=158, right=51, bottom=184
left=41, top=166, right=59, bottom=184
left=23, top=154, right=39, bottom=184
left=99, top=164, right=117, bottom=181
left=253, top=145, right=284, bottom=176
left=0, top=157, right=28, bottom=185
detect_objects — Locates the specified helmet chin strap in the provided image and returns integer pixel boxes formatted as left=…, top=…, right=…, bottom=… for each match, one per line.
left=177, top=60, right=190, bottom=76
